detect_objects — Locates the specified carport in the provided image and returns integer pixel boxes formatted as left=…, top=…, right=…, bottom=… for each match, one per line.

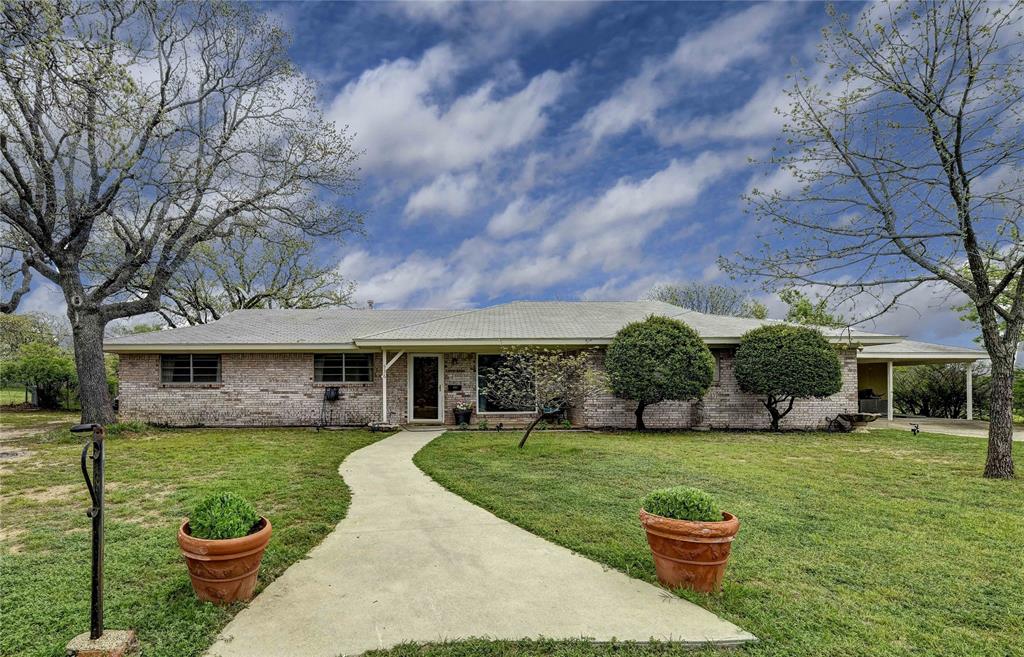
left=857, top=340, right=988, bottom=421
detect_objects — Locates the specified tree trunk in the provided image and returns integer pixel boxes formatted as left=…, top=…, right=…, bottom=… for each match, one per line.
left=767, top=405, right=781, bottom=432
left=71, top=311, right=115, bottom=425
left=635, top=401, right=646, bottom=431
left=984, top=355, right=1016, bottom=479
left=518, top=414, right=546, bottom=449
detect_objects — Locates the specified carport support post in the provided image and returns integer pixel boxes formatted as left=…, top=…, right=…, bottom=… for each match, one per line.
left=886, top=360, right=894, bottom=421
left=966, top=365, right=973, bottom=421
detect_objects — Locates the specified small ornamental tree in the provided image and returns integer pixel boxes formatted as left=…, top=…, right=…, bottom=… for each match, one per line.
left=3, top=343, right=77, bottom=409
left=479, top=347, right=604, bottom=448
left=605, top=316, right=715, bottom=430
left=734, top=325, right=842, bottom=431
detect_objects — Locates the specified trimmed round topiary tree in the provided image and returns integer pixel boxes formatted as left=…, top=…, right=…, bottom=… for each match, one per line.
left=605, top=315, right=715, bottom=430
left=734, top=324, right=843, bottom=431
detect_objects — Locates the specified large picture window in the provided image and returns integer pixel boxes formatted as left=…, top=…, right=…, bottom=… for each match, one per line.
left=476, top=354, right=535, bottom=413
left=160, top=354, right=221, bottom=383
left=314, top=353, right=373, bottom=383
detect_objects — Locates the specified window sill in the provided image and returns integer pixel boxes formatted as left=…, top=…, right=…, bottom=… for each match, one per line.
left=310, top=382, right=373, bottom=387
left=160, top=383, right=223, bottom=389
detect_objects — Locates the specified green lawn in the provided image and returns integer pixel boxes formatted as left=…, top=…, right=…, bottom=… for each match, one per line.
left=405, top=429, right=1024, bottom=657
left=1, top=386, right=31, bottom=405
left=0, top=415, right=387, bottom=657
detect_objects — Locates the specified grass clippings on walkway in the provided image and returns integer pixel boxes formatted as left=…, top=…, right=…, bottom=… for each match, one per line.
left=410, top=429, right=1024, bottom=657
left=0, top=422, right=386, bottom=657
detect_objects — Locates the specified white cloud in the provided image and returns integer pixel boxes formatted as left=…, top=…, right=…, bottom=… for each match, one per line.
left=328, top=45, right=569, bottom=175
left=542, top=150, right=749, bottom=268
left=485, top=197, right=553, bottom=238
left=383, top=2, right=599, bottom=54
left=577, top=3, right=791, bottom=144
left=336, top=249, right=453, bottom=308
left=404, top=172, right=480, bottom=220
left=657, top=78, right=790, bottom=146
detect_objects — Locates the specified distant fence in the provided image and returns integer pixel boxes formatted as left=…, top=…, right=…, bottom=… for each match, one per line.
left=0, top=381, right=81, bottom=411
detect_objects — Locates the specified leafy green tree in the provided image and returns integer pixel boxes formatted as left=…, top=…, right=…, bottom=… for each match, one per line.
left=2, top=343, right=76, bottom=409
left=779, top=289, right=844, bottom=328
left=649, top=282, right=767, bottom=319
left=479, top=347, right=603, bottom=448
left=734, top=325, right=842, bottom=431
left=0, top=313, right=68, bottom=360
left=605, top=316, right=715, bottom=430
left=893, top=364, right=977, bottom=419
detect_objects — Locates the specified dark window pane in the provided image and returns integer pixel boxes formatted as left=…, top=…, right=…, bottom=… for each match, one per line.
left=477, top=354, right=534, bottom=412
left=314, top=354, right=371, bottom=382
left=314, top=354, right=344, bottom=382
left=161, top=355, right=192, bottom=383
left=191, top=355, right=220, bottom=382
left=161, top=354, right=220, bottom=383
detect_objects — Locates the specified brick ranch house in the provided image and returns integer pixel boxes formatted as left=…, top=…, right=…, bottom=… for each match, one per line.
left=104, top=300, right=987, bottom=429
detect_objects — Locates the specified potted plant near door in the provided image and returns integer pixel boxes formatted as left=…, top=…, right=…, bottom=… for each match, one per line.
left=177, top=491, right=272, bottom=604
left=638, top=486, right=739, bottom=593
left=453, top=400, right=474, bottom=426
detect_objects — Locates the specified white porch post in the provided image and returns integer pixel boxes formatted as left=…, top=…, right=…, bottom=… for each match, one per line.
left=886, top=360, right=894, bottom=421
left=380, top=349, right=405, bottom=424
left=966, top=365, right=973, bottom=421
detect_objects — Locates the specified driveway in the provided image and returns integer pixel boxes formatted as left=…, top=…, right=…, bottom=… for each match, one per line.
left=871, top=417, right=1021, bottom=440
left=207, top=429, right=754, bottom=657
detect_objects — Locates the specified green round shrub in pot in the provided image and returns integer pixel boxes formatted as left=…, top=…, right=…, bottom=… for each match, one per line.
left=638, top=486, right=739, bottom=593
left=177, top=492, right=272, bottom=604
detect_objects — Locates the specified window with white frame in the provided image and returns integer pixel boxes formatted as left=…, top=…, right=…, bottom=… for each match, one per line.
left=476, top=354, right=535, bottom=413
left=160, top=354, right=221, bottom=383
left=314, top=353, right=373, bottom=383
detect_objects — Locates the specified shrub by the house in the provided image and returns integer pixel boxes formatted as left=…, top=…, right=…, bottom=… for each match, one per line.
left=605, top=316, right=715, bottom=430
left=734, top=324, right=842, bottom=431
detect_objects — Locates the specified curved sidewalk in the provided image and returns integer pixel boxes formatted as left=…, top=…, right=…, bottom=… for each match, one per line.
left=208, top=430, right=755, bottom=657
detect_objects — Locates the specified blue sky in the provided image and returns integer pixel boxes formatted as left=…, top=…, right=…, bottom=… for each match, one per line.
left=17, top=1, right=980, bottom=348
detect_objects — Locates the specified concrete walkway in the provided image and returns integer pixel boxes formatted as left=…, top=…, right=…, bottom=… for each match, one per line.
left=207, top=430, right=754, bottom=657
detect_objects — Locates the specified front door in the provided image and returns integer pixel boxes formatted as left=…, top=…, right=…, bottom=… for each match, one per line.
left=409, top=355, right=443, bottom=422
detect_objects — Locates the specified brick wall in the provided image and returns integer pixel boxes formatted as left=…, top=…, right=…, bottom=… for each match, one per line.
left=581, top=348, right=859, bottom=430
left=118, top=347, right=858, bottom=430
left=118, top=352, right=405, bottom=427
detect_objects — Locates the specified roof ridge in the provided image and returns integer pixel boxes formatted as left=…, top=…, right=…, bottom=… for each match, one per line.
left=353, top=304, right=497, bottom=339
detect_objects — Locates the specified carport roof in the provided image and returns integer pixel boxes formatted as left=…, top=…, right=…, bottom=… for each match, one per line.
left=858, top=339, right=988, bottom=364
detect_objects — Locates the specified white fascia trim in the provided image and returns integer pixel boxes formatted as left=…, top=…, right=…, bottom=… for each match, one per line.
left=103, top=342, right=363, bottom=354
left=857, top=353, right=988, bottom=362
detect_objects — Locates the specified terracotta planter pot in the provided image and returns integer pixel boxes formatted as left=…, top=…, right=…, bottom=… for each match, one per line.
left=177, top=517, right=271, bottom=604
left=638, top=509, right=739, bottom=593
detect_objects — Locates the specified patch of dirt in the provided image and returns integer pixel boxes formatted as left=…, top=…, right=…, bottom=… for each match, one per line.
left=1, top=481, right=121, bottom=505
left=0, top=526, right=27, bottom=554
left=0, top=420, right=70, bottom=442
left=0, top=449, right=33, bottom=461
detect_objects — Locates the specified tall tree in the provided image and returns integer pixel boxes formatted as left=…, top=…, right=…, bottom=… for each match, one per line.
left=649, top=282, right=767, bottom=318
left=779, top=289, right=846, bottom=327
left=726, top=1, right=1024, bottom=478
left=0, top=247, right=31, bottom=313
left=126, top=227, right=354, bottom=326
left=0, top=1, right=361, bottom=423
